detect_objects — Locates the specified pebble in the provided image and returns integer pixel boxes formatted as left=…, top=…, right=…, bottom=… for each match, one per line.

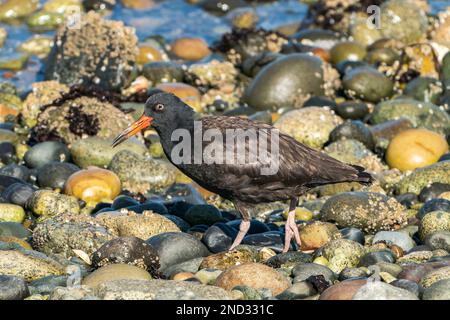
left=147, top=232, right=210, bottom=272
left=215, top=262, right=291, bottom=296
left=94, top=279, right=230, bottom=300
left=298, top=221, right=339, bottom=251
left=422, top=279, right=450, bottom=300
left=386, top=129, right=448, bottom=172
left=321, top=239, right=365, bottom=273
left=321, top=192, right=407, bottom=233
left=0, top=275, right=29, bottom=300
left=24, top=141, right=71, bottom=169
left=292, top=263, right=336, bottom=284
left=91, top=237, right=160, bottom=275
left=319, top=279, right=367, bottom=300
left=352, top=281, right=419, bottom=300
left=0, top=203, right=25, bottom=223
left=419, top=211, right=450, bottom=241
left=199, top=246, right=260, bottom=270
left=372, top=231, right=416, bottom=252
left=0, top=249, right=65, bottom=281
left=82, top=264, right=153, bottom=288
left=170, top=37, right=211, bottom=61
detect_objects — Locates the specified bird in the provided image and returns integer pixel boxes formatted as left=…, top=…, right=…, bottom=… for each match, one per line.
left=112, top=92, right=373, bottom=252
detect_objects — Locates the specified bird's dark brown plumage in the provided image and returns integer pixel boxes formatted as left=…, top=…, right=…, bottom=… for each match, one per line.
left=113, top=92, right=373, bottom=252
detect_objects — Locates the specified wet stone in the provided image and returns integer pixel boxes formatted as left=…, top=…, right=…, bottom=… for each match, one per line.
left=0, top=275, right=29, bottom=300
left=292, top=263, right=336, bottom=284
left=92, top=237, right=160, bottom=275
left=24, top=141, right=70, bottom=169
left=358, top=250, right=396, bottom=267
left=146, top=232, right=210, bottom=272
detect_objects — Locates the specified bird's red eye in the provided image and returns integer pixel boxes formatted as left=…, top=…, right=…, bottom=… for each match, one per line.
left=154, top=103, right=165, bottom=112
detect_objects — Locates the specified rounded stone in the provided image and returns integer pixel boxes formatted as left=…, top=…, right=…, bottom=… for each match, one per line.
left=358, top=250, right=396, bottom=267
left=37, top=162, right=80, bottom=189
left=274, top=107, right=342, bottom=148
left=419, top=183, right=450, bottom=203
left=27, top=189, right=80, bottom=217
left=352, top=281, right=419, bottom=300
left=340, top=227, right=365, bottom=245
left=321, top=239, right=365, bottom=273
left=404, top=77, right=443, bottom=104
left=420, top=266, right=450, bottom=288
left=330, top=41, right=366, bottom=65
left=0, top=204, right=25, bottom=223
left=298, top=221, right=339, bottom=251
left=418, top=199, right=450, bottom=220
left=329, top=120, right=375, bottom=150
left=171, top=37, right=211, bottom=61
left=199, top=247, right=261, bottom=270
left=343, top=67, right=393, bottom=103
left=0, top=275, right=29, bottom=300
left=70, top=136, right=147, bottom=169
left=419, top=211, right=450, bottom=241
left=386, top=129, right=448, bottom=172
left=146, top=232, right=210, bottom=272
left=425, top=231, right=450, bottom=251
left=91, top=236, right=160, bottom=274
left=321, top=192, right=407, bottom=233
left=142, top=61, right=184, bottom=85
left=339, top=267, right=367, bottom=281
left=292, top=263, right=336, bottom=284
left=82, top=264, right=153, bottom=288
left=64, top=167, right=121, bottom=206
left=372, top=231, right=416, bottom=252
left=334, top=101, right=369, bottom=120
left=184, top=205, right=223, bottom=226
left=32, top=215, right=115, bottom=258
left=422, top=279, right=450, bottom=300
left=24, top=141, right=70, bottom=169
left=243, top=53, right=325, bottom=111
left=108, top=150, right=176, bottom=194
left=0, top=0, right=39, bottom=21
left=136, top=45, right=164, bottom=65
left=379, top=0, right=427, bottom=44
left=215, top=262, right=291, bottom=296
left=319, top=279, right=367, bottom=300
left=370, top=99, right=450, bottom=135
left=202, top=225, right=233, bottom=253
left=0, top=249, right=65, bottom=281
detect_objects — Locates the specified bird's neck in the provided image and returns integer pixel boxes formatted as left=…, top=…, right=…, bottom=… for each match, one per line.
left=155, top=110, right=198, bottom=158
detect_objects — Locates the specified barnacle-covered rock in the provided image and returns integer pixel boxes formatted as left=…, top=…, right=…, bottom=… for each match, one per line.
left=212, top=28, right=287, bottom=65
left=44, top=11, right=138, bottom=91
left=186, top=60, right=240, bottom=109
left=22, top=81, right=69, bottom=128
left=321, top=192, right=407, bottom=233
left=32, top=96, right=135, bottom=145
left=108, top=150, right=176, bottom=194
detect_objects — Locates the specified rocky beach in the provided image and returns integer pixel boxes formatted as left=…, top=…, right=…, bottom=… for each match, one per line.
left=0, top=0, right=450, bottom=301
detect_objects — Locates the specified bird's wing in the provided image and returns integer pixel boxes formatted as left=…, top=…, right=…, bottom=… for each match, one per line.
left=198, top=116, right=366, bottom=189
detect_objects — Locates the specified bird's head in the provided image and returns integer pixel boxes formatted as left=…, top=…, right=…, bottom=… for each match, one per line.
left=112, top=92, right=195, bottom=147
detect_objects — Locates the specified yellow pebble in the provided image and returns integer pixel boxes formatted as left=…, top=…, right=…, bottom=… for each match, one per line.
left=386, top=128, right=448, bottom=172
left=313, top=256, right=329, bottom=266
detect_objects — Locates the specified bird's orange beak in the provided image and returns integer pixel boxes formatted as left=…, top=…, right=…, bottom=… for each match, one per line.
left=111, top=115, right=153, bottom=148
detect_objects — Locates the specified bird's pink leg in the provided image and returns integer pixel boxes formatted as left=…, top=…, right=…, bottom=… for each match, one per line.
left=229, top=220, right=250, bottom=251
left=282, top=209, right=301, bottom=253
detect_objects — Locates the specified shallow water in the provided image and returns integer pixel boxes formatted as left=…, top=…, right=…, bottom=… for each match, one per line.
left=0, top=0, right=448, bottom=93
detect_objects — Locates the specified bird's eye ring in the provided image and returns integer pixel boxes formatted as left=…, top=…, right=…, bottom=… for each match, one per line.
left=154, top=103, right=165, bottom=112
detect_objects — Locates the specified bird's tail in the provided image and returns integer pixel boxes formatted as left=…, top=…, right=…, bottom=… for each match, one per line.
left=350, top=164, right=373, bottom=186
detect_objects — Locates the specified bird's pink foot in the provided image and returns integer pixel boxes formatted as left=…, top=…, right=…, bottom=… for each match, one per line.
left=229, top=220, right=250, bottom=251
left=282, top=209, right=301, bottom=253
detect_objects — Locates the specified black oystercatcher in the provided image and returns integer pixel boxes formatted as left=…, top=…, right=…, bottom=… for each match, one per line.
left=112, top=93, right=372, bottom=252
